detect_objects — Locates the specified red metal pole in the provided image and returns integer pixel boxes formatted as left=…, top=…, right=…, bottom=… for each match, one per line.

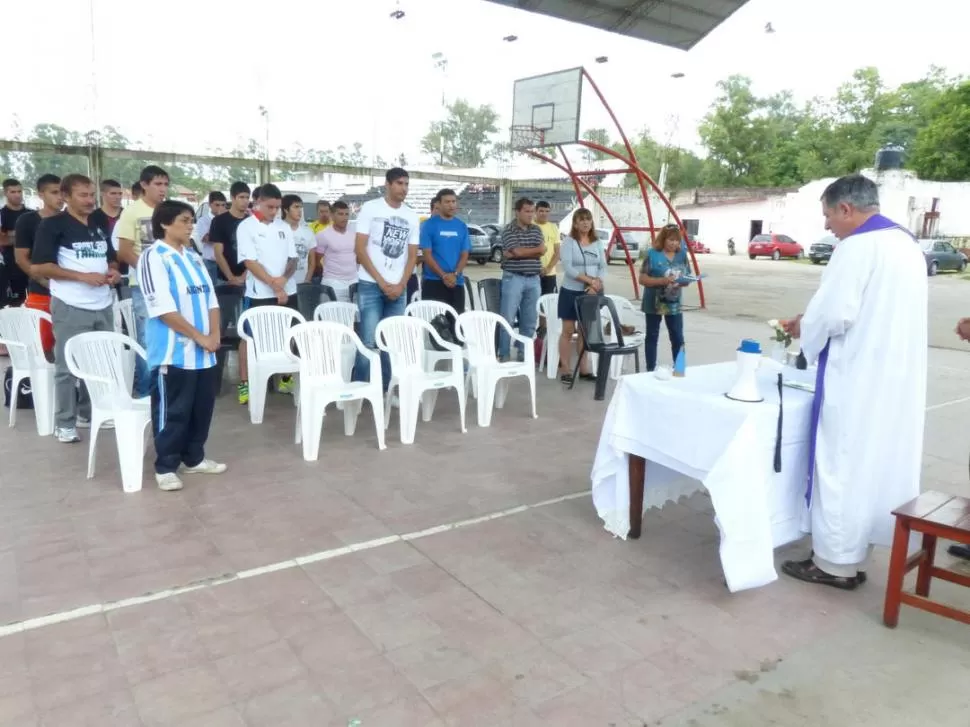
left=573, top=139, right=706, bottom=308
left=524, top=149, right=640, bottom=298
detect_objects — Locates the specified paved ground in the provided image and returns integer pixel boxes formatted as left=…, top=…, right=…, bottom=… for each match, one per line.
left=2, top=258, right=970, bottom=726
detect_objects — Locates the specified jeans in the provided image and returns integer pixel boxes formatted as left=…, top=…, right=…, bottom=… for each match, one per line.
left=129, top=287, right=152, bottom=397
left=644, top=313, right=684, bottom=371
left=203, top=259, right=220, bottom=283
left=353, top=280, right=406, bottom=391
left=50, top=297, right=114, bottom=428
left=499, top=272, right=540, bottom=360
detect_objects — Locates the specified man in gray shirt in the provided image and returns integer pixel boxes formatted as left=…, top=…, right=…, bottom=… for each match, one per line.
left=499, top=197, right=545, bottom=361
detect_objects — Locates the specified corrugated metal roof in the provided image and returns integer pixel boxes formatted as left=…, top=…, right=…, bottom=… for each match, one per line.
left=483, top=0, right=749, bottom=50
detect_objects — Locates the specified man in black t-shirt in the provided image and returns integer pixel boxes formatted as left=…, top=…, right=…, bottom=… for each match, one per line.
left=0, top=178, right=28, bottom=307
left=210, top=181, right=251, bottom=285
left=89, top=179, right=123, bottom=237
left=14, top=174, right=63, bottom=354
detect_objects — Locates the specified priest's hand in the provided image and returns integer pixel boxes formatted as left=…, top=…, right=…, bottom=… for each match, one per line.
left=956, top=318, right=970, bottom=342
left=781, top=315, right=802, bottom=339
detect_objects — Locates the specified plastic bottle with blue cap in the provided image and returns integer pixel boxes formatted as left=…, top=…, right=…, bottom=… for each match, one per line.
left=726, top=338, right=764, bottom=402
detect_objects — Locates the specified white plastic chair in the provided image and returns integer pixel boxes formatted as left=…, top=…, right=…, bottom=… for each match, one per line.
left=605, top=295, right=646, bottom=379
left=237, top=305, right=305, bottom=424
left=376, top=316, right=466, bottom=444
left=113, top=298, right=137, bottom=392
left=64, top=332, right=151, bottom=494
left=0, top=308, right=55, bottom=436
left=405, top=300, right=464, bottom=372
left=456, top=311, right=537, bottom=428
left=536, top=293, right=561, bottom=379
left=314, top=301, right=358, bottom=383
left=286, top=321, right=386, bottom=461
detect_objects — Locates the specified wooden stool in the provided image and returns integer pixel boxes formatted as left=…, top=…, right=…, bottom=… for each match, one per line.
left=883, top=491, right=970, bottom=628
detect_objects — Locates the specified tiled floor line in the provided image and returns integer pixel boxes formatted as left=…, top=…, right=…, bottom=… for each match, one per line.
left=0, top=490, right=591, bottom=640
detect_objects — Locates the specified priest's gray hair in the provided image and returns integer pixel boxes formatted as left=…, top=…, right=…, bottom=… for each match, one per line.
left=821, top=174, right=880, bottom=211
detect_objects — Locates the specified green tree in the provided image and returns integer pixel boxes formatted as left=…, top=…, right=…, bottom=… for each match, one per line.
left=909, top=80, right=970, bottom=181
left=421, top=98, right=499, bottom=167
left=580, top=128, right=612, bottom=165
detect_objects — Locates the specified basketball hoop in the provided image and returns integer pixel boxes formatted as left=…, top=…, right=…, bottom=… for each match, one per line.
left=510, top=125, right=545, bottom=150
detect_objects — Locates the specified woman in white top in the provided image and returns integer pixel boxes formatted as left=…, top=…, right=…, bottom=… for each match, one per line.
left=310, top=200, right=358, bottom=303
left=281, top=195, right=315, bottom=287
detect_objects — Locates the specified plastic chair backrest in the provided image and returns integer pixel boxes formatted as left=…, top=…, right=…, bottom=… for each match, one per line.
left=215, top=285, right=244, bottom=337
left=477, top=278, right=502, bottom=314
left=537, top=293, right=557, bottom=319
left=456, top=311, right=509, bottom=364
left=238, top=306, right=306, bottom=359
left=575, top=295, right=623, bottom=349
left=296, top=282, right=336, bottom=320
left=463, top=278, right=476, bottom=311
left=349, top=283, right=358, bottom=304
left=405, top=300, right=459, bottom=325
left=314, top=301, right=358, bottom=327
left=0, top=308, right=50, bottom=370
left=114, top=299, right=136, bottom=337
left=375, top=317, right=433, bottom=374
left=64, top=332, right=145, bottom=410
left=287, top=321, right=356, bottom=385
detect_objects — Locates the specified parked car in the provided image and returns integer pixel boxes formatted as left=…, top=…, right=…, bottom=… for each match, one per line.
left=748, top=233, right=804, bottom=260
left=687, top=239, right=710, bottom=254
left=606, top=229, right=644, bottom=263
left=809, top=235, right=839, bottom=264
left=481, top=223, right=504, bottom=263
left=467, top=224, right=492, bottom=264
left=920, top=239, right=967, bottom=275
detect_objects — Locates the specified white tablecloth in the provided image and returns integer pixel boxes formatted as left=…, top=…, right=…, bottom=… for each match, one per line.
left=591, top=361, right=816, bottom=591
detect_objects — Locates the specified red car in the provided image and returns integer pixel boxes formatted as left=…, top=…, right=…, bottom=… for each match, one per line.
left=748, top=233, right=804, bottom=260
left=687, top=239, right=710, bottom=254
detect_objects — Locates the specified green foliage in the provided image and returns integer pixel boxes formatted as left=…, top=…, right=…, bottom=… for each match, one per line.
left=421, top=99, right=500, bottom=168
left=909, top=80, right=970, bottom=181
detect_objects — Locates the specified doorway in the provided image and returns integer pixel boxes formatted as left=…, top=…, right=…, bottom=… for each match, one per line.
left=749, top=220, right=763, bottom=240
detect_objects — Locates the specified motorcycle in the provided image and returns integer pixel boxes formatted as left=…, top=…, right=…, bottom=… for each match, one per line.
left=727, top=237, right=736, bottom=256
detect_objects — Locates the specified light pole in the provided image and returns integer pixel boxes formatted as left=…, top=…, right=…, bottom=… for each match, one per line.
left=432, top=52, right=448, bottom=166
left=258, top=105, right=270, bottom=161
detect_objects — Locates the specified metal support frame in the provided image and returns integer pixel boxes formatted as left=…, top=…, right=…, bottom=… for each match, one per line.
left=517, top=68, right=705, bottom=307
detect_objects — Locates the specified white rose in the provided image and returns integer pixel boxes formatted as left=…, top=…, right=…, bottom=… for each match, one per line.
left=767, top=319, right=779, bottom=328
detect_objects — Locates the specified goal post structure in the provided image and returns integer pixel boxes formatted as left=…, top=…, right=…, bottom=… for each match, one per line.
left=510, top=67, right=705, bottom=307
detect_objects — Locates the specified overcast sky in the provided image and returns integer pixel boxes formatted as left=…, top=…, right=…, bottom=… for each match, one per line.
left=2, top=0, right=967, bottom=167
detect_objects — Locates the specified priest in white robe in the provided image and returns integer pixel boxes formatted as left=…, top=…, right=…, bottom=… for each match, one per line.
left=781, top=174, right=927, bottom=590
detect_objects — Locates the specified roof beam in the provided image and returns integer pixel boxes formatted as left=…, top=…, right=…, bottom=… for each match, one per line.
left=609, top=0, right=662, bottom=33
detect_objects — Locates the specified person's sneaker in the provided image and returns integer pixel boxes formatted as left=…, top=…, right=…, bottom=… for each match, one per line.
left=155, top=472, right=184, bottom=491
left=179, top=459, right=227, bottom=475
left=76, top=417, right=114, bottom=430
left=277, top=376, right=295, bottom=395
left=237, top=381, right=249, bottom=405
left=54, top=426, right=81, bottom=443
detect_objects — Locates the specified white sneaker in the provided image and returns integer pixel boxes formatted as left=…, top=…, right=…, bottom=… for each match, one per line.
left=55, top=427, right=81, bottom=443
left=155, top=472, right=184, bottom=491
left=179, top=458, right=227, bottom=475
left=76, top=417, right=114, bottom=430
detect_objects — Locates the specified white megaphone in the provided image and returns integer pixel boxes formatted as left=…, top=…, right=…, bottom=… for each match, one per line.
left=725, top=339, right=764, bottom=403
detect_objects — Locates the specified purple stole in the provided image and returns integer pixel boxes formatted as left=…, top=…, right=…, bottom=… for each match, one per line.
left=805, top=214, right=914, bottom=506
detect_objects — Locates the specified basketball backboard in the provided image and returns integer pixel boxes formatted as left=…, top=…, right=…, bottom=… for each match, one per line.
left=511, top=67, right=583, bottom=149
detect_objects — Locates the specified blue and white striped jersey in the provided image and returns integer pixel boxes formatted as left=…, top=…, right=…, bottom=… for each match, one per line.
left=138, top=241, right=219, bottom=370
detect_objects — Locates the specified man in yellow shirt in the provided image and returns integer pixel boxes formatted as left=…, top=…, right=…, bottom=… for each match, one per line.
left=535, top=200, right=560, bottom=295
left=116, top=164, right=170, bottom=397
left=307, top=200, right=330, bottom=282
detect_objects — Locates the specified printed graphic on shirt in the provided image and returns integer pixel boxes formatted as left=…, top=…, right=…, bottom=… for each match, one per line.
left=138, top=218, right=154, bottom=249
left=379, top=216, right=411, bottom=267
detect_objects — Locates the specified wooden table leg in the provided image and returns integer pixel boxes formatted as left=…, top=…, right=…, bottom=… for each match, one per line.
left=883, top=517, right=910, bottom=628
left=915, top=532, right=937, bottom=597
left=628, top=454, right=645, bottom=540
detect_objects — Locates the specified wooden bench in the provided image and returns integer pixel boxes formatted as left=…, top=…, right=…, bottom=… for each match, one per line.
left=883, top=491, right=970, bottom=628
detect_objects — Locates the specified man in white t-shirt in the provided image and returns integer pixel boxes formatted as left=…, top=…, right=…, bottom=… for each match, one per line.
left=235, top=183, right=298, bottom=400
left=191, top=190, right=227, bottom=281
left=353, top=167, right=419, bottom=391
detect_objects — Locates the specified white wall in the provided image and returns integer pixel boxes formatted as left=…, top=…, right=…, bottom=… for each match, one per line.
left=677, top=200, right=778, bottom=253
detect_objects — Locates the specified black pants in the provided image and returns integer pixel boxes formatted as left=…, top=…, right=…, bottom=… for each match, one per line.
left=406, top=272, right=420, bottom=304
left=540, top=274, right=558, bottom=295
left=645, top=313, right=684, bottom=371
left=421, top=278, right=466, bottom=314
left=151, top=365, right=218, bottom=475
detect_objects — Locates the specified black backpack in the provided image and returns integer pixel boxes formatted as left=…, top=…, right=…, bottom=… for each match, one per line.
left=3, top=367, right=34, bottom=410
left=428, top=314, right=460, bottom=352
